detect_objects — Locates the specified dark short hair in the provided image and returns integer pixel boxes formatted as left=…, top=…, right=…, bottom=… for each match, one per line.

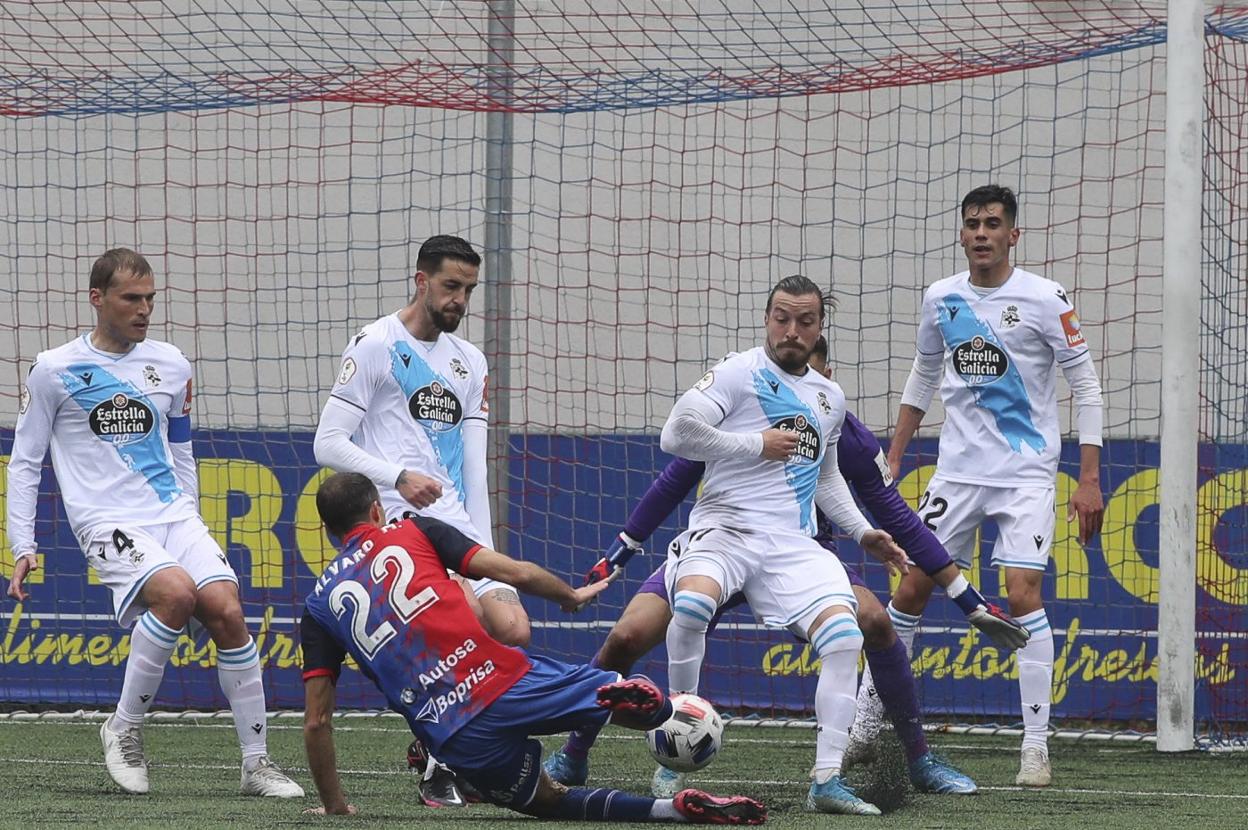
left=90, top=248, right=153, bottom=292
left=316, top=472, right=381, bottom=538
left=765, top=274, right=830, bottom=319
left=416, top=235, right=481, bottom=276
left=812, top=335, right=829, bottom=362
left=961, top=185, right=1018, bottom=225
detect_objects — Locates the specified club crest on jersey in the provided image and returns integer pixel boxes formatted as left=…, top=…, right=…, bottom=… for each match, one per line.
left=401, top=687, right=418, bottom=706
left=1000, top=304, right=1021, bottom=328
left=89, top=393, right=155, bottom=441
left=409, top=380, right=463, bottom=430
left=449, top=358, right=469, bottom=380
left=772, top=413, right=821, bottom=463
left=816, top=391, right=832, bottom=415
left=142, top=364, right=161, bottom=386
left=953, top=336, right=1009, bottom=385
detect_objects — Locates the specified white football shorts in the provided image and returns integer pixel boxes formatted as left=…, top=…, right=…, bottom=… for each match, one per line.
left=917, top=475, right=1056, bottom=572
left=81, top=516, right=237, bottom=627
left=663, top=526, right=857, bottom=636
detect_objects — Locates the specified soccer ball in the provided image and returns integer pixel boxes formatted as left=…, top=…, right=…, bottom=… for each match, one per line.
left=646, top=693, right=724, bottom=773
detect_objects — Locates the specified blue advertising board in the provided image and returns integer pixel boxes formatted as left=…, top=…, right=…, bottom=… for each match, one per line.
left=1, top=428, right=1244, bottom=726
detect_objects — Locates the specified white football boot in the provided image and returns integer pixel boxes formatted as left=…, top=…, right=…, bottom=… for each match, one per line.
left=240, top=756, right=305, bottom=797
left=100, top=716, right=150, bottom=795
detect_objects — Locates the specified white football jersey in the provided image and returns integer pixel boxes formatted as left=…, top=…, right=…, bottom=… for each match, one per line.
left=328, top=313, right=489, bottom=535
left=684, top=347, right=846, bottom=537
left=916, top=268, right=1092, bottom=486
left=8, top=335, right=199, bottom=552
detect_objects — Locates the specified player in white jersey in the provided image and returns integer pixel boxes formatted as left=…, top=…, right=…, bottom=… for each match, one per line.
left=314, top=236, right=527, bottom=644
left=862, top=186, right=1105, bottom=787
left=659, top=275, right=908, bottom=816
left=312, top=235, right=527, bottom=805
left=5, top=249, right=302, bottom=799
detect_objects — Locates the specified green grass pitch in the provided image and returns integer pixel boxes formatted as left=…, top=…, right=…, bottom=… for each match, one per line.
left=2, top=718, right=1244, bottom=828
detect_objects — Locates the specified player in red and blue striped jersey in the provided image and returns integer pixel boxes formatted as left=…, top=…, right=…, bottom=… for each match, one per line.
left=545, top=337, right=1027, bottom=798
left=300, top=472, right=765, bottom=824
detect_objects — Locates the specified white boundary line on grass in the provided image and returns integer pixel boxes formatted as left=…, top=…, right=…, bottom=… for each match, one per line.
left=2, top=756, right=1246, bottom=801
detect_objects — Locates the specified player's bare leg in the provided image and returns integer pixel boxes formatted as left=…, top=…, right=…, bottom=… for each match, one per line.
left=479, top=587, right=531, bottom=647
left=196, top=581, right=303, bottom=797
left=1005, top=566, right=1053, bottom=787
left=102, top=567, right=197, bottom=794
left=852, top=566, right=934, bottom=755
left=848, top=585, right=977, bottom=794
left=546, top=592, right=671, bottom=785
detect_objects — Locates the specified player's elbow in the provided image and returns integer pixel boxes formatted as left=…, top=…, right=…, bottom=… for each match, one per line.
left=659, top=418, right=683, bottom=456
left=312, top=428, right=341, bottom=470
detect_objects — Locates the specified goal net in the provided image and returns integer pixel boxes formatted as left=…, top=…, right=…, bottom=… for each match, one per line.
left=0, top=1, right=1244, bottom=738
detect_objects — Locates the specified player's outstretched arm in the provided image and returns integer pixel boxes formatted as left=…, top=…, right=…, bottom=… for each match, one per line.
left=467, top=548, right=614, bottom=611
left=584, top=457, right=706, bottom=584
left=302, top=676, right=354, bottom=816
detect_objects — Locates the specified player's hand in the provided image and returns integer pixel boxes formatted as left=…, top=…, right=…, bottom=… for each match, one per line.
left=1066, top=478, right=1104, bottom=545
left=760, top=428, right=799, bottom=462
left=967, top=604, right=1030, bottom=651
left=584, top=532, right=643, bottom=585
left=564, top=575, right=616, bottom=612
left=396, top=470, right=442, bottom=509
left=860, top=529, right=909, bottom=576
left=6, top=553, right=37, bottom=602
left=303, top=804, right=358, bottom=816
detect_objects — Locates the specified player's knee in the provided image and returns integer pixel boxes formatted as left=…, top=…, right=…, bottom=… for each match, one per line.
left=143, top=571, right=198, bottom=628
left=670, top=590, right=715, bottom=634
left=483, top=593, right=531, bottom=647
left=601, top=621, right=659, bottom=670
left=856, top=603, right=894, bottom=650
left=811, top=612, right=863, bottom=658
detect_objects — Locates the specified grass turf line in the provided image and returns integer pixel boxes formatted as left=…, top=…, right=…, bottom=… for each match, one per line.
left=1, top=722, right=1244, bottom=829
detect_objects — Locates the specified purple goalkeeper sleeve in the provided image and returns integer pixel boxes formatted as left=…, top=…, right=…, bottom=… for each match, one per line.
left=621, top=456, right=706, bottom=543
left=825, top=412, right=958, bottom=577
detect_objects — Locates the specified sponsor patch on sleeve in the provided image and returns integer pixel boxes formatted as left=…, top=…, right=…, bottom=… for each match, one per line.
left=873, top=450, right=894, bottom=487
left=1060, top=309, right=1085, bottom=348
left=182, top=379, right=193, bottom=415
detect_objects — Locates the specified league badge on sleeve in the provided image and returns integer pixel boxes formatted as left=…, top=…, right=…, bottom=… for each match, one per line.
left=1060, top=309, right=1085, bottom=348
left=18, top=382, right=30, bottom=415
left=694, top=371, right=715, bottom=391
left=337, top=357, right=357, bottom=386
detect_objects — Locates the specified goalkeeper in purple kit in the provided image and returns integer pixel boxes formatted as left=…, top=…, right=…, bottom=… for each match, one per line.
left=546, top=337, right=1028, bottom=798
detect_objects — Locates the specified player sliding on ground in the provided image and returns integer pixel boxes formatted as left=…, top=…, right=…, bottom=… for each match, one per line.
left=300, top=472, right=765, bottom=824
left=859, top=185, right=1105, bottom=788
left=5, top=249, right=302, bottom=798
left=545, top=335, right=1029, bottom=798
left=631, top=275, right=912, bottom=815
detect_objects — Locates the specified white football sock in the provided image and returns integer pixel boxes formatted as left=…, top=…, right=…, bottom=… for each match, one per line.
left=1015, top=609, right=1054, bottom=753
left=217, top=638, right=269, bottom=764
left=666, top=591, right=716, bottom=695
left=811, top=613, right=864, bottom=779
left=114, top=612, right=180, bottom=727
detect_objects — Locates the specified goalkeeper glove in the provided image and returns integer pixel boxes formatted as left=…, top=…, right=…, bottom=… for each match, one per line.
left=950, top=580, right=1030, bottom=651
left=584, top=531, right=644, bottom=586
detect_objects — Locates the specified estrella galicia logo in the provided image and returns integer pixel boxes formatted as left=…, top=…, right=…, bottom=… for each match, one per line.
left=772, top=413, right=821, bottom=464
left=408, top=380, right=463, bottom=431
left=952, top=335, right=1009, bottom=386
left=89, top=393, right=155, bottom=442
